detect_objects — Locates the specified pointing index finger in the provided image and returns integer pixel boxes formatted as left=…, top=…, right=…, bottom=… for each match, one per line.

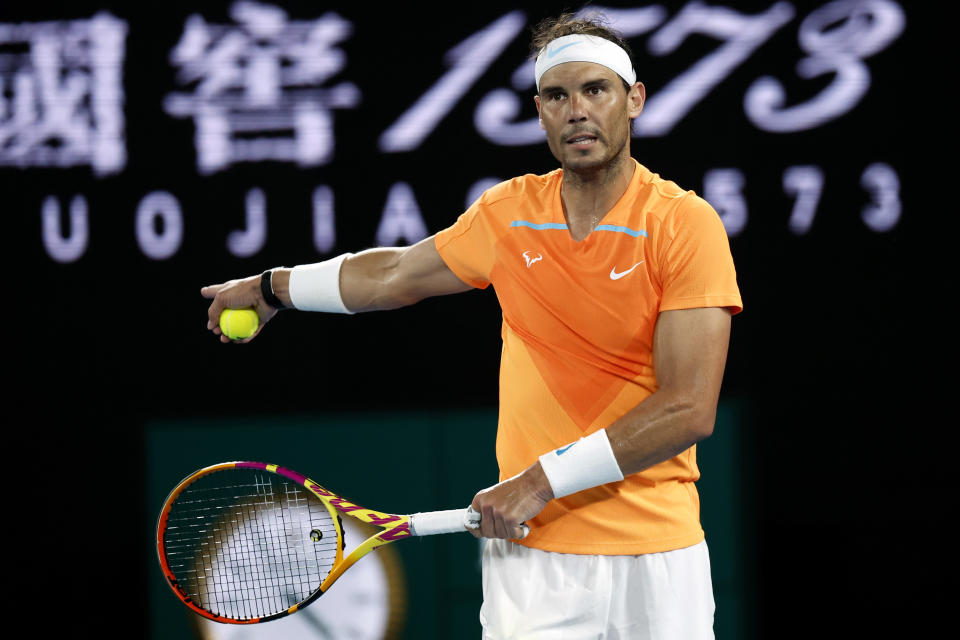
left=200, top=284, right=225, bottom=299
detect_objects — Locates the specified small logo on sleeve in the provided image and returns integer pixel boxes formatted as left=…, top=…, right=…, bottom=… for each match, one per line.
left=523, top=251, right=543, bottom=268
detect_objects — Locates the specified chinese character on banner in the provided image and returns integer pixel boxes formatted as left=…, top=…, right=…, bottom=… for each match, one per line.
left=0, top=13, right=127, bottom=176
left=164, top=1, right=360, bottom=175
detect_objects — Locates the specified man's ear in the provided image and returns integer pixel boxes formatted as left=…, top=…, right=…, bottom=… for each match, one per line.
left=628, top=82, right=646, bottom=119
left=534, top=94, right=545, bottom=131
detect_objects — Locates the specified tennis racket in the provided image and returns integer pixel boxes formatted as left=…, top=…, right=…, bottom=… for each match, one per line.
left=156, top=461, right=519, bottom=625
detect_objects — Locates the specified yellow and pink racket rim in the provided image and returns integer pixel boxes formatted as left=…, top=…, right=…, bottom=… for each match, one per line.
left=156, top=461, right=411, bottom=624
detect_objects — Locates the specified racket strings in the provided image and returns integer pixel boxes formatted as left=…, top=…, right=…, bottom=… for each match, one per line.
left=163, top=469, right=339, bottom=620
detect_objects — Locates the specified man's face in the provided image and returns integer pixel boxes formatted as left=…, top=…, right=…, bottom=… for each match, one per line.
left=534, top=61, right=644, bottom=172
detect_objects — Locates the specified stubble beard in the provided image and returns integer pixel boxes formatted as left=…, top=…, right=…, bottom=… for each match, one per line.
left=559, top=125, right=631, bottom=190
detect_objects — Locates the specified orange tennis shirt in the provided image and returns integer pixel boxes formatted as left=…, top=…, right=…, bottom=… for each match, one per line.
left=435, top=160, right=743, bottom=555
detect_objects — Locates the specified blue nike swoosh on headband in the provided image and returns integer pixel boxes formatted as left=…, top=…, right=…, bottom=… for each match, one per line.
left=547, top=41, right=579, bottom=58
left=556, top=443, right=576, bottom=455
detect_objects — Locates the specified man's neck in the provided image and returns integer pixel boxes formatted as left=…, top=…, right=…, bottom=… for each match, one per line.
left=560, top=153, right=634, bottom=241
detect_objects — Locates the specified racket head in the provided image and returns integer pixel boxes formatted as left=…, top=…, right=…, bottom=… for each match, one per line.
left=156, top=462, right=344, bottom=624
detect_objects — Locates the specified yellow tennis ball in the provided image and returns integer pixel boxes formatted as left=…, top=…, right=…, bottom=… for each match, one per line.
left=219, top=308, right=259, bottom=340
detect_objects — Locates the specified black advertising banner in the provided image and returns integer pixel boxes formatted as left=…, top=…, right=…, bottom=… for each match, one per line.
left=7, top=1, right=931, bottom=638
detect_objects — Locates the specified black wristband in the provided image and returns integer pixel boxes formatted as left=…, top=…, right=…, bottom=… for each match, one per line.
left=260, top=270, right=287, bottom=310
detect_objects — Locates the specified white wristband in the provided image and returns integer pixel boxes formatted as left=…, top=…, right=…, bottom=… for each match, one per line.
left=538, top=429, right=624, bottom=499
left=289, top=253, right=354, bottom=313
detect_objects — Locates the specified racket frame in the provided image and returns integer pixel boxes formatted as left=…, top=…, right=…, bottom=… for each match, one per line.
left=156, top=461, right=415, bottom=624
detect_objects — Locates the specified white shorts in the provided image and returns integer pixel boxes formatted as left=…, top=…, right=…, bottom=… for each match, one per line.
left=480, top=539, right=715, bottom=640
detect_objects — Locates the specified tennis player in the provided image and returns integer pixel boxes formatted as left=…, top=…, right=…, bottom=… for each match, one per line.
left=203, top=13, right=741, bottom=639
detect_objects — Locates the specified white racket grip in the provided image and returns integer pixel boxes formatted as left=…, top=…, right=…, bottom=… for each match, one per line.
left=409, top=509, right=475, bottom=536
left=409, top=508, right=530, bottom=539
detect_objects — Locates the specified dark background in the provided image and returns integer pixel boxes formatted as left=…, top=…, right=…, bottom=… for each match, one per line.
left=9, top=1, right=936, bottom=637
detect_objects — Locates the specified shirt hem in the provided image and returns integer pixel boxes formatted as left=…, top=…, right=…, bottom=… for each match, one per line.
left=515, top=529, right=705, bottom=556
left=660, top=295, right=743, bottom=314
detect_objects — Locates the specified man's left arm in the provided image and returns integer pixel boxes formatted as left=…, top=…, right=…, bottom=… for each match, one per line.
left=470, top=306, right=732, bottom=540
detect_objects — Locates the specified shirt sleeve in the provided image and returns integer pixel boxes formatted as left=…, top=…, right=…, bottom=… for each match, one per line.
left=658, top=194, right=743, bottom=314
left=434, top=196, right=499, bottom=290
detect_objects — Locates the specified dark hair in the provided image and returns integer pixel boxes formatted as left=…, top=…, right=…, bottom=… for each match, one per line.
left=529, top=12, right=635, bottom=92
left=529, top=12, right=634, bottom=62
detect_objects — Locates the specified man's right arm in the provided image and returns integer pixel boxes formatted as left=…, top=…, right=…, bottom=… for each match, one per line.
left=333, top=235, right=472, bottom=311
left=202, top=235, right=472, bottom=342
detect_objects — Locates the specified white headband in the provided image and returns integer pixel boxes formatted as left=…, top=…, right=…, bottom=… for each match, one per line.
left=534, top=34, right=636, bottom=91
